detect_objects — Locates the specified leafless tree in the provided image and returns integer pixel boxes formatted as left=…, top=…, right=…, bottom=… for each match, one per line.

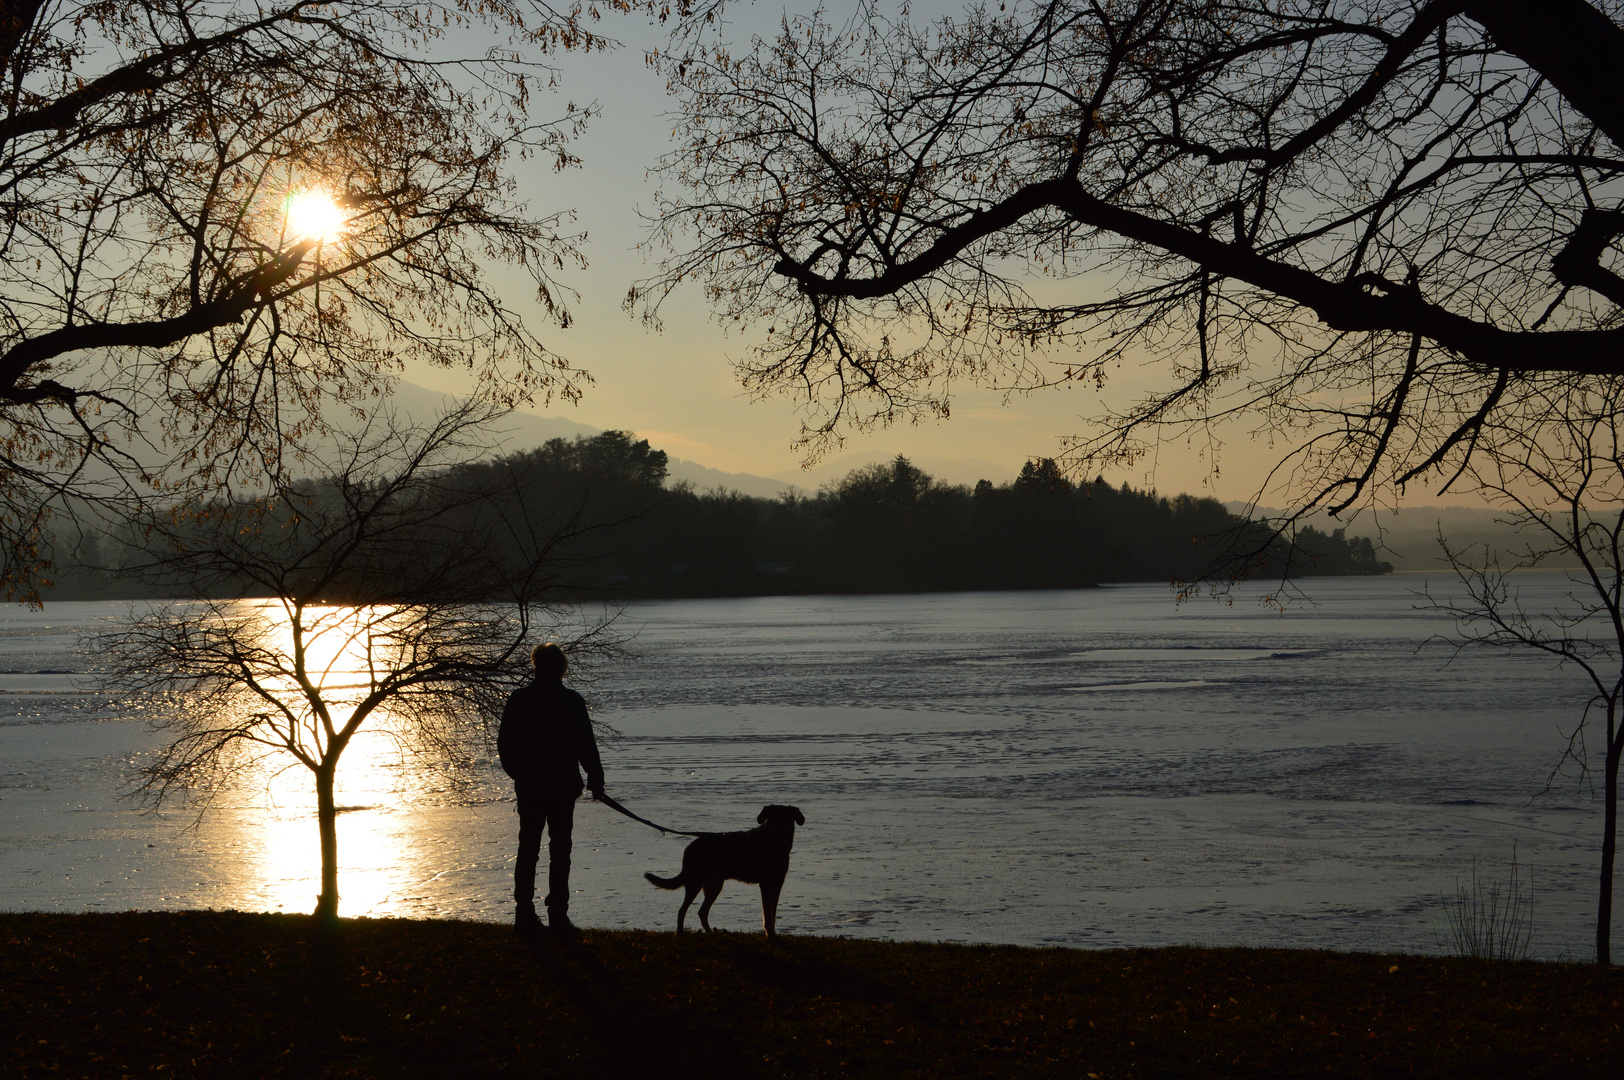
left=91, top=403, right=623, bottom=923
left=0, top=0, right=617, bottom=603
left=640, top=0, right=1624, bottom=541
left=1422, top=382, right=1624, bottom=964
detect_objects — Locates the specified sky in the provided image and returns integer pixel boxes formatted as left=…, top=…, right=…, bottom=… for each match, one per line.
left=383, top=2, right=1255, bottom=497
left=397, top=2, right=1429, bottom=508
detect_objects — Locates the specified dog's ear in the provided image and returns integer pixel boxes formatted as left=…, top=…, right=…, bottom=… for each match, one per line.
left=793, top=807, right=805, bottom=826
left=757, top=806, right=771, bottom=825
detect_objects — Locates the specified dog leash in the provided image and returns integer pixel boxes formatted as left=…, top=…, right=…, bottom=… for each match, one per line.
left=593, top=791, right=705, bottom=836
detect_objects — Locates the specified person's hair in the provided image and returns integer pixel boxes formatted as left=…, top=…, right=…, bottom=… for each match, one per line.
left=531, top=642, right=568, bottom=679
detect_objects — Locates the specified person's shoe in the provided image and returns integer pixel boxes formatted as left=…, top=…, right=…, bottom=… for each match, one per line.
left=514, top=905, right=544, bottom=938
left=548, top=911, right=577, bottom=938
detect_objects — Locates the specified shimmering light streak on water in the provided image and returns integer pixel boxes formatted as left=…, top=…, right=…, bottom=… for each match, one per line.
left=234, top=601, right=436, bottom=916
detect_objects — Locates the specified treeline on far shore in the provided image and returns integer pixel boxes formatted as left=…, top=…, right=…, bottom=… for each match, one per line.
left=44, top=431, right=1390, bottom=602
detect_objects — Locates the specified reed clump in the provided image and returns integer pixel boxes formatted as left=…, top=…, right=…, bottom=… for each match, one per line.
left=1440, top=845, right=1535, bottom=961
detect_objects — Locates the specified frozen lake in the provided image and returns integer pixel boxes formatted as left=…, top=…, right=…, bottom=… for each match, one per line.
left=0, top=575, right=1614, bottom=958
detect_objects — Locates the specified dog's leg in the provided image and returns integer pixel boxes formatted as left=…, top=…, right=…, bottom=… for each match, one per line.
left=676, top=882, right=700, bottom=933
left=760, top=878, right=783, bottom=938
left=697, top=880, right=722, bottom=933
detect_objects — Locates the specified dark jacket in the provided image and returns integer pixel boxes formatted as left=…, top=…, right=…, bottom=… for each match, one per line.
left=497, top=678, right=604, bottom=799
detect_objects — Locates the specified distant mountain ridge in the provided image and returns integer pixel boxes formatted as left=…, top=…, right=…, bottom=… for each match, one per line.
left=771, top=452, right=1017, bottom=490
left=378, top=381, right=794, bottom=496
left=380, top=381, right=1014, bottom=498
left=1224, top=502, right=1576, bottom=570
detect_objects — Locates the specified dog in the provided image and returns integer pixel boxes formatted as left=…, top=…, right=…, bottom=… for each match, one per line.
left=644, top=805, right=805, bottom=936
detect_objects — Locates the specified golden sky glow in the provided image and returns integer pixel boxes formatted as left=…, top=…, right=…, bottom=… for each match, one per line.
left=395, top=12, right=1281, bottom=503
left=399, top=4, right=1482, bottom=508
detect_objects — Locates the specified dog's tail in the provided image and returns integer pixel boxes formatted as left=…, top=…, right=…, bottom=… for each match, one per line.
left=644, top=870, right=684, bottom=890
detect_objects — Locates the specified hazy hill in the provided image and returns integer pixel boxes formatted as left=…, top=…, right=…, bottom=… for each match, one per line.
left=377, top=383, right=1019, bottom=499
left=378, top=381, right=794, bottom=497
left=1226, top=503, right=1582, bottom=570
left=772, top=451, right=1017, bottom=490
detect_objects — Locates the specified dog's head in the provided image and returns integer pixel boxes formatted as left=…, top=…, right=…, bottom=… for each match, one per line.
left=757, top=804, right=805, bottom=828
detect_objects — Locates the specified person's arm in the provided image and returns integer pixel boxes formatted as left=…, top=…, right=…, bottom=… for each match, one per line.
left=574, top=694, right=605, bottom=796
left=496, top=688, right=525, bottom=780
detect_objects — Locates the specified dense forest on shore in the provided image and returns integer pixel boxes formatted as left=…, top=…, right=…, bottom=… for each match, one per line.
left=46, top=432, right=1389, bottom=601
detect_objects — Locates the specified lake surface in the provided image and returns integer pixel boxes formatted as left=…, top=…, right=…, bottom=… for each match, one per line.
left=0, top=576, right=1614, bottom=959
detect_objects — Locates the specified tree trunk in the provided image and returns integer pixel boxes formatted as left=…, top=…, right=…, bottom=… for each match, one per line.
left=1462, top=1, right=1624, bottom=152
left=314, top=763, right=340, bottom=925
left=1600, top=707, right=1620, bottom=966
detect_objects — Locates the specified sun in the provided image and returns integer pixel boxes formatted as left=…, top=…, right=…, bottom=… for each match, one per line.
left=284, top=189, right=348, bottom=244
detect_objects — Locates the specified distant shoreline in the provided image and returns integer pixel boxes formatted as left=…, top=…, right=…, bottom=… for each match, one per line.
left=40, top=572, right=1412, bottom=605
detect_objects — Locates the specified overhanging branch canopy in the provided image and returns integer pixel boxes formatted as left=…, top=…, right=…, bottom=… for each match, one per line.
left=643, top=0, right=1624, bottom=520
left=0, top=0, right=610, bottom=602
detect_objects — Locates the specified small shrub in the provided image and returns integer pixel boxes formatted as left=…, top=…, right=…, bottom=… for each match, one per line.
left=1440, top=844, right=1534, bottom=960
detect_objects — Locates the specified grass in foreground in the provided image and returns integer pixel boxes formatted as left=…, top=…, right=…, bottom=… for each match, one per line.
left=2, top=911, right=1620, bottom=1077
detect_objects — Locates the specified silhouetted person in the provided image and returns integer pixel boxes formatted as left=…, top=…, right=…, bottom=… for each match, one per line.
left=498, top=642, right=604, bottom=937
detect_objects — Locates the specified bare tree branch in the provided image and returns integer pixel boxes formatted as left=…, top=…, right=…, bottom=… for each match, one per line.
left=641, top=0, right=1624, bottom=544
left=92, top=403, right=627, bottom=922
left=1420, top=382, right=1624, bottom=964
left=0, top=0, right=612, bottom=603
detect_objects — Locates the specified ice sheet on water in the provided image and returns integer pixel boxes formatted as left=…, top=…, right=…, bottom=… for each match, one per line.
left=0, top=675, right=90, bottom=693
left=1062, top=679, right=1209, bottom=691
left=1071, top=647, right=1292, bottom=661
left=0, top=580, right=1613, bottom=957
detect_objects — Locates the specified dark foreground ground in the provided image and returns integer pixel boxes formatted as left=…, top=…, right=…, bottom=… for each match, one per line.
left=2, top=912, right=1620, bottom=1078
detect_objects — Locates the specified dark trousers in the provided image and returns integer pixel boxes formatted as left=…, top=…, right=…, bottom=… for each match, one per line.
left=514, top=785, right=576, bottom=915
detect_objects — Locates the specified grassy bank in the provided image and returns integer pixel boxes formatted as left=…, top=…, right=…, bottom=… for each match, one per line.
left=3, top=912, right=1620, bottom=1077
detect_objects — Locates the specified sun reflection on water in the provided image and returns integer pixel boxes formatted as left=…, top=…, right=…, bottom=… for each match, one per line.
left=219, top=600, right=443, bottom=918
